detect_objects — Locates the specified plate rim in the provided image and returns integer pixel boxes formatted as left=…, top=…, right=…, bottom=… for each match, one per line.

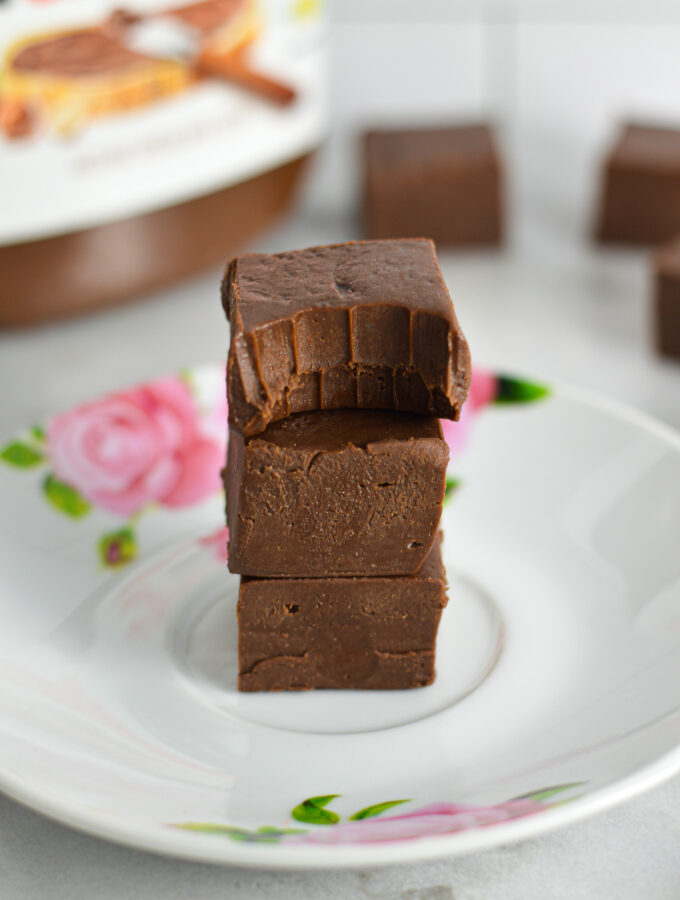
left=1, top=368, right=680, bottom=868
left=1, top=741, right=680, bottom=868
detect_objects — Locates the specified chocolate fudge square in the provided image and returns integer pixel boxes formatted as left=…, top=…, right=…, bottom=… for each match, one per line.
left=653, top=238, right=680, bottom=359
left=237, top=535, right=448, bottom=692
left=222, top=238, right=470, bottom=436
left=226, top=408, right=448, bottom=577
left=363, top=125, right=503, bottom=247
left=597, top=123, right=680, bottom=245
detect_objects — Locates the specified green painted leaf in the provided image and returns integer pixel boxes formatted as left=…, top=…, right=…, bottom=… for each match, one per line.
left=98, top=527, right=138, bottom=568
left=256, top=826, right=306, bottom=835
left=231, top=831, right=276, bottom=842
left=175, top=822, right=250, bottom=836
left=349, top=799, right=410, bottom=821
left=494, top=375, right=550, bottom=405
left=172, top=822, right=305, bottom=843
left=291, top=795, right=340, bottom=825
left=31, top=425, right=46, bottom=442
left=444, top=476, right=460, bottom=503
left=513, top=782, right=585, bottom=803
left=175, top=824, right=268, bottom=842
left=43, top=475, right=92, bottom=519
left=0, top=441, right=44, bottom=468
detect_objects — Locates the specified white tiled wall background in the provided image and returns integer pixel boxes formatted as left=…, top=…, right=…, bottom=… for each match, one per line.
left=304, top=0, right=680, bottom=242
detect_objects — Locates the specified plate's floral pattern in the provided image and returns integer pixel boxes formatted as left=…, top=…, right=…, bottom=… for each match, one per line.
left=46, top=376, right=223, bottom=516
left=0, top=367, right=548, bottom=566
left=0, top=374, right=225, bottom=568
left=442, top=369, right=549, bottom=502
left=174, top=783, right=582, bottom=845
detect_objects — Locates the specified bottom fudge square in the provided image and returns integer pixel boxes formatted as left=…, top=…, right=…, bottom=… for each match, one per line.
left=226, top=409, right=449, bottom=577
left=654, top=238, right=680, bottom=360
left=237, top=535, right=448, bottom=692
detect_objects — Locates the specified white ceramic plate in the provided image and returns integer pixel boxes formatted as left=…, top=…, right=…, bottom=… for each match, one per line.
left=1, top=363, right=680, bottom=869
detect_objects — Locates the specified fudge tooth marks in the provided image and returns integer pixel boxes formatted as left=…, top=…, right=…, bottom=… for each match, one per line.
left=223, top=238, right=471, bottom=436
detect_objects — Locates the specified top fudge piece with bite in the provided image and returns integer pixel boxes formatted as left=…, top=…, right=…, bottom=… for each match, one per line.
left=597, top=123, right=680, bottom=245
left=223, top=238, right=470, bottom=436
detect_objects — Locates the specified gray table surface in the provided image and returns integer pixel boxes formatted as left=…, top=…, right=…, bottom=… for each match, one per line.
left=1, top=214, right=680, bottom=899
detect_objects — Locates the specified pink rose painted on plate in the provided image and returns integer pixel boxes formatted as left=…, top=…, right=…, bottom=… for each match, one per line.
left=47, top=377, right=222, bottom=516
left=0, top=372, right=226, bottom=568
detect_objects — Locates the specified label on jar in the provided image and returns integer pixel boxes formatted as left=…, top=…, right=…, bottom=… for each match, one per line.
left=0, top=0, right=326, bottom=245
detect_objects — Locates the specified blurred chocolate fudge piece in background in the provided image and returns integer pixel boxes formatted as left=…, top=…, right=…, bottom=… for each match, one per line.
left=363, top=124, right=503, bottom=247
left=653, top=237, right=680, bottom=360
left=597, top=123, right=680, bottom=245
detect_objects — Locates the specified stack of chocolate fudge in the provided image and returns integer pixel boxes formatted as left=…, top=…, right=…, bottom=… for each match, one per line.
left=221, top=238, right=471, bottom=692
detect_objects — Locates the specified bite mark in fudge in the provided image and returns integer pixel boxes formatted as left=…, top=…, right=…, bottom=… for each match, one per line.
left=226, top=408, right=449, bottom=577
left=597, top=123, right=680, bottom=245
left=237, top=535, right=448, bottom=691
left=222, top=239, right=471, bottom=436
left=363, top=125, right=503, bottom=247
left=652, top=237, right=680, bottom=360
